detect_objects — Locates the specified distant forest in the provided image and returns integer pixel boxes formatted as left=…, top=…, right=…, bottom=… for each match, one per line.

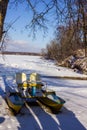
left=0, top=51, right=40, bottom=56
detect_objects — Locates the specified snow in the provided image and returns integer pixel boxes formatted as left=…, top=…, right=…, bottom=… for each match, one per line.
left=0, top=54, right=87, bottom=130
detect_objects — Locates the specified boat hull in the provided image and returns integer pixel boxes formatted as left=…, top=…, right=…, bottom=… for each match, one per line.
left=37, top=97, right=65, bottom=113
left=37, top=90, right=65, bottom=113
left=6, top=93, right=24, bottom=113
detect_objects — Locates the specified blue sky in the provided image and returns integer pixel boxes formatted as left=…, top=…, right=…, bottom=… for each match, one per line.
left=4, top=1, right=56, bottom=52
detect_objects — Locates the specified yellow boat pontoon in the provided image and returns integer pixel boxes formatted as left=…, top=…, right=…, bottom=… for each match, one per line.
left=37, top=90, right=65, bottom=113
left=6, top=92, right=24, bottom=114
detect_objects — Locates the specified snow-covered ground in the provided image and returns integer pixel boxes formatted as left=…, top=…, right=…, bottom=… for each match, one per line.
left=0, top=55, right=87, bottom=130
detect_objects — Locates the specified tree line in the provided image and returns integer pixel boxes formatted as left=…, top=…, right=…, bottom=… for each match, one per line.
left=41, top=0, right=87, bottom=60
left=0, top=0, right=87, bottom=56
left=41, top=23, right=84, bottom=62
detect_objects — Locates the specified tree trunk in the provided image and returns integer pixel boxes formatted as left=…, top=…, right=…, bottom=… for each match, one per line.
left=0, top=0, right=9, bottom=42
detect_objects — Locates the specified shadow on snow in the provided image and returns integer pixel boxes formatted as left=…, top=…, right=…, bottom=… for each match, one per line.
left=16, top=105, right=86, bottom=130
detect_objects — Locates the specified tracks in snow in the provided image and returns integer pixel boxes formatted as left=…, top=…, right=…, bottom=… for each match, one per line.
left=58, top=91, right=87, bottom=110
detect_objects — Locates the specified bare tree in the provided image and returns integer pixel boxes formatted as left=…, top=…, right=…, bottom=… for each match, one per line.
left=0, top=0, right=66, bottom=43
left=65, top=0, right=87, bottom=56
left=0, top=0, right=9, bottom=42
left=79, top=0, right=87, bottom=56
left=0, top=0, right=87, bottom=56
